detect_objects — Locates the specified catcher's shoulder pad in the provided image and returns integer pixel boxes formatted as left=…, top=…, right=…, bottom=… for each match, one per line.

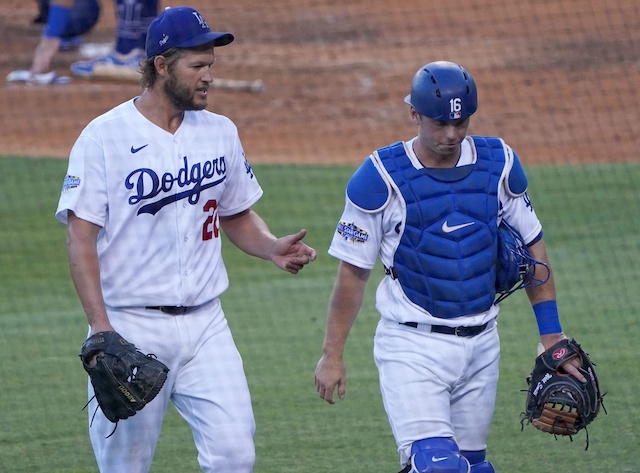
left=471, top=136, right=527, bottom=197
left=346, top=157, right=392, bottom=213
left=505, top=150, right=528, bottom=197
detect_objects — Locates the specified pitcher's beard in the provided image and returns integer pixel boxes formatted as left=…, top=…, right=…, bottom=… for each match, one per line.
left=164, top=76, right=207, bottom=111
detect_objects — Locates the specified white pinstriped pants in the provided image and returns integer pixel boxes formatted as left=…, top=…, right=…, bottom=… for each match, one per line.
left=87, top=299, right=256, bottom=473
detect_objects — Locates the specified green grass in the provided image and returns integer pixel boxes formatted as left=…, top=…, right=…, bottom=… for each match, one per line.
left=0, top=157, right=638, bottom=472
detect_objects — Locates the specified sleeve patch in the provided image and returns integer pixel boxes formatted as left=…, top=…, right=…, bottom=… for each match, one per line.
left=62, top=175, right=81, bottom=192
left=336, top=221, right=369, bottom=243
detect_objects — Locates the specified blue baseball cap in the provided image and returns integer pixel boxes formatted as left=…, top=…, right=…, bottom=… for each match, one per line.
left=145, top=6, right=234, bottom=58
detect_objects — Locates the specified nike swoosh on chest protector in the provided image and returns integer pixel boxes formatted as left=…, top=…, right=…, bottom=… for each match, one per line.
left=441, top=221, right=475, bottom=233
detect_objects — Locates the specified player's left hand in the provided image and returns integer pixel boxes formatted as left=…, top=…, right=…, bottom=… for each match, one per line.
left=540, top=333, right=586, bottom=382
left=524, top=337, right=604, bottom=442
left=272, top=229, right=317, bottom=273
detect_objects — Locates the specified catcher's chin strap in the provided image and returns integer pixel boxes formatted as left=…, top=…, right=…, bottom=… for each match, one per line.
left=82, top=395, right=119, bottom=439
left=519, top=388, right=608, bottom=451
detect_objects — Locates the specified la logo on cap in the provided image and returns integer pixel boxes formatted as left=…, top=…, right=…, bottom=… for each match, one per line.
left=192, top=11, right=209, bottom=29
left=145, top=6, right=234, bottom=58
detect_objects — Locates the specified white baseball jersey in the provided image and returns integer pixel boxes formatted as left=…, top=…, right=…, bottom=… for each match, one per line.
left=329, top=136, right=542, bottom=327
left=55, top=98, right=263, bottom=308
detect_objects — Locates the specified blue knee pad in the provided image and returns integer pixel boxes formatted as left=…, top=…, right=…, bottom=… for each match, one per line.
left=460, top=450, right=495, bottom=473
left=410, top=438, right=471, bottom=473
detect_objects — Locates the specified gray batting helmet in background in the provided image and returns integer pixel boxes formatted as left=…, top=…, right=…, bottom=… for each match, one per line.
left=404, top=61, right=478, bottom=120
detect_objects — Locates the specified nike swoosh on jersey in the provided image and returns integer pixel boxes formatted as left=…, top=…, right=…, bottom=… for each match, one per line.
left=441, top=221, right=475, bottom=233
left=431, top=456, right=447, bottom=462
left=131, top=144, right=149, bottom=153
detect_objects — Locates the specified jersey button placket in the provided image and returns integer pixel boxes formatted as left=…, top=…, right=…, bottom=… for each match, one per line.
left=174, top=139, right=188, bottom=302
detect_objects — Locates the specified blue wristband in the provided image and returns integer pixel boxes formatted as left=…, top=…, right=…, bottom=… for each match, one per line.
left=533, top=300, right=562, bottom=335
left=43, top=4, right=71, bottom=38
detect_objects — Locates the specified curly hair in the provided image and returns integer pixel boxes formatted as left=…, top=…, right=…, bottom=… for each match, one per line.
left=139, top=48, right=185, bottom=89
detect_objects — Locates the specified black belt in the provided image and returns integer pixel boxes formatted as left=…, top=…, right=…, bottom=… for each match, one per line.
left=400, top=321, right=489, bottom=337
left=146, top=306, right=192, bottom=315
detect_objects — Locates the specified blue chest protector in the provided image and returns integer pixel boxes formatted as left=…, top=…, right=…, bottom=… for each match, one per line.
left=374, top=137, right=508, bottom=319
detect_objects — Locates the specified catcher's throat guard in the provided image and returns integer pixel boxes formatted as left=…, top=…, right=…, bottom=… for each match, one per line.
left=495, top=220, right=549, bottom=303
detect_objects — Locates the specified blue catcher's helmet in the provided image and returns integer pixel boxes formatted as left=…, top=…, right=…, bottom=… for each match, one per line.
left=404, top=61, right=478, bottom=120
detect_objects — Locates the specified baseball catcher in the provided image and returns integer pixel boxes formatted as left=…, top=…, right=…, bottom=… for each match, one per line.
left=80, top=331, right=169, bottom=435
left=523, top=338, right=605, bottom=447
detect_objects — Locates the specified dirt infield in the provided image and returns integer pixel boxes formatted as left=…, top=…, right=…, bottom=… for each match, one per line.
left=1, top=0, right=638, bottom=165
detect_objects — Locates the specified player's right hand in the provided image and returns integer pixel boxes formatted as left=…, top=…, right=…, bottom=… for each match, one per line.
left=314, top=355, right=347, bottom=404
left=271, top=228, right=317, bottom=274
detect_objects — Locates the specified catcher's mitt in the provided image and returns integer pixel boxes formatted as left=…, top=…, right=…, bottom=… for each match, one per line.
left=80, top=331, right=169, bottom=433
left=523, top=338, right=605, bottom=446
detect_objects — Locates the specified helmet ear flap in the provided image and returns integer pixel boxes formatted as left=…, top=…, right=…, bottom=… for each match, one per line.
left=495, top=220, right=550, bottom=303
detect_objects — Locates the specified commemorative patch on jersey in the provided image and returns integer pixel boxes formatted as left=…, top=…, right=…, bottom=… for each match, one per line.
left=62, top=175, right=81, bottom=192
left=336, top=221, right=369, bottom=243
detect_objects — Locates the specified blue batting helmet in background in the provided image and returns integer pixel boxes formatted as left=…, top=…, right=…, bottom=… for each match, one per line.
left=404, top=61, right=478, bottom=120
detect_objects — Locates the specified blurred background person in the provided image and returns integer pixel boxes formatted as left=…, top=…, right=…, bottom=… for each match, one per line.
left=7, top=0, right=101, bottom=84
left=70, top=0, right=159, bottom=79
left=7, top=0, right=158, bottom=85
